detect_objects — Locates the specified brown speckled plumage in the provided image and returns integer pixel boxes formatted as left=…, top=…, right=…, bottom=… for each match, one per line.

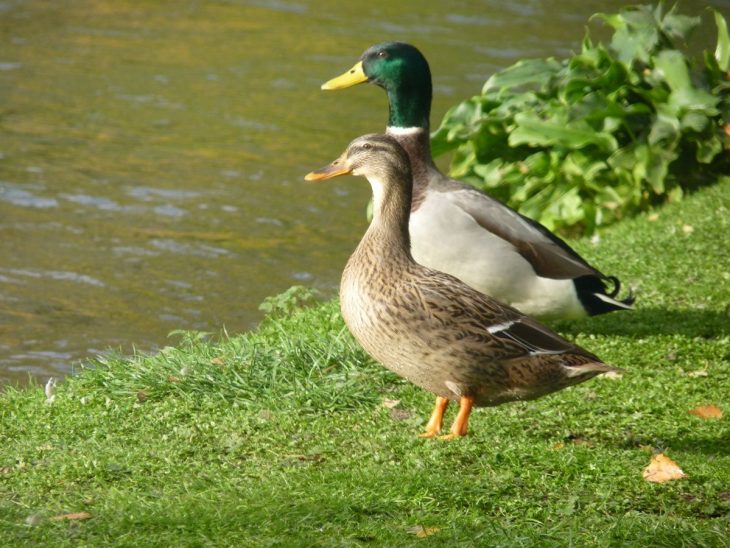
left=306, top=134, right=620, bottom=437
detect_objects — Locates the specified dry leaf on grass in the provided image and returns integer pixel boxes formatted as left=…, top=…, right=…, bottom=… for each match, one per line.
left=382, top=399, right=401, bottom=409
left=407, top=525, right=440, bottom=538
left=210, top=357, right=225, bottom=366
left=688, top=405, right=723, bottom=420
left=687, top=369, right=709, bottom=378
left=643, top=453, right=687, bottom=483
left=567, top=435, right=592, bottom=446
left=49, top=512, right=92, bottom=521
left=390, top=408, right=413, bottom=421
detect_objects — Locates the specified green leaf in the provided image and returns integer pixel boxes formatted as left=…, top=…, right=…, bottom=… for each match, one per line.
left=714, top=9, right=730, bottom=71
left=473, top=159, right=504, bottom=188
left=661, top=6, right=700, bottom=43
left=646, top=147, right=677, bottom=195
left=449, top=143, right=477, bottom=178
left=696, top=135, right=722, bottom=164
left=654, top=50, right=691, bottom=91
left=654, top=50, right=719, bottom=115
left=648, top=111, right=680, bottom=146
left=509, top=112, right=618, bottom=152
left=679, top=112, right=708, bottom=133
left=431, top=99, right=481, bottom=155
left=549, top=186, right=585, bottom=226
left=595, top=6, right=660, bottom=66
left=667, top=184, right=684, bottom=202
left=482, top=58, right=562, bottom=94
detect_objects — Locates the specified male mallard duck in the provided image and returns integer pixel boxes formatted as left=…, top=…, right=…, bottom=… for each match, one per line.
left=322, top=42, right=634, bottom=320
left=305, top=134, right=620, bottom=438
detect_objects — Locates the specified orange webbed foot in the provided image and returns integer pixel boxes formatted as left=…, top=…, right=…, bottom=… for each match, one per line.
left=439, top=396, right=475, bottom=440
left=418, top=396, right=449, bottom=439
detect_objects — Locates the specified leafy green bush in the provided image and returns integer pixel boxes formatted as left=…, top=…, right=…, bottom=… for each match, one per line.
left=432, top=4, right=730, bottom=235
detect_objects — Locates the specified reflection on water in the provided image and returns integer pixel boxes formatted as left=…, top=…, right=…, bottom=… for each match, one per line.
left=1, top=0, right=727, bottom=384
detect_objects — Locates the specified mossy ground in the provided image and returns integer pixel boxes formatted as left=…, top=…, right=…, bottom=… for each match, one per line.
left=1, top=179, right=729, bottom=546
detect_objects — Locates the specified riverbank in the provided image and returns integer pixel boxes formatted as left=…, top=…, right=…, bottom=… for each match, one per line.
left=1, top=179, right=729, bottom=545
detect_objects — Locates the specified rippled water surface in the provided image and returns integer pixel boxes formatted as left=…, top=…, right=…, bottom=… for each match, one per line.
left=1, top=0, right=727, bottom=384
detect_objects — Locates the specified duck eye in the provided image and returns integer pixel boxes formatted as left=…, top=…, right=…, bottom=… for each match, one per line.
left=377, top=51, right=388, bottom=58
left=362, top=143, right=372, bottom=150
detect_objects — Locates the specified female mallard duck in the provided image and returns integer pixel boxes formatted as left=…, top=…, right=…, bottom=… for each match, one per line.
left=305, top=134, right=620, bottom=438
left=321, top=42, right=634, bottom=320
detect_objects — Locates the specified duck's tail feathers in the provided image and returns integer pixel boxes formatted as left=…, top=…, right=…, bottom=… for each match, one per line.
left=574, top=275, right=635, bottom=317
left=563, top=360, right=623, bottom=379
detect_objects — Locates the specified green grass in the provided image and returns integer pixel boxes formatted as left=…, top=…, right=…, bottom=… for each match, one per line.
left=1, top=179, right=729, bottom=546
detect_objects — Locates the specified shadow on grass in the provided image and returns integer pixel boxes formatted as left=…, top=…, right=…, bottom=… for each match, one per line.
left=662, top=433, right=730, bottom=456
left=554, top=307, right=730, bottom=339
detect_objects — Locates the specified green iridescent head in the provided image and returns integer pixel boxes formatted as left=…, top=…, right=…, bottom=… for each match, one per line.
left=322, top=42, right=433, bottom=130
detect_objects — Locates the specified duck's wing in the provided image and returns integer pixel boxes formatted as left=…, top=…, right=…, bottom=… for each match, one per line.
left=435, top=182, right=603, bottom=280
left=414, top=267, right=602, bottom=362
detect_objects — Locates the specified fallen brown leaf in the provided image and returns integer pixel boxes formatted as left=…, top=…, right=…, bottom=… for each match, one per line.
left=382, top=399, right=401, bottom=409
left=643, top=453, right=687, bottom=483
left=567, top=435, right=592, bottom=446
left=688, top=405, right=723, bottom=420
left=210, top=357, right=225, bottom=366
left=136, top=391, right=148, bottom=403
left=390, top=408, right=413, bottom=421
left=49, top=512, right=92, bottom=522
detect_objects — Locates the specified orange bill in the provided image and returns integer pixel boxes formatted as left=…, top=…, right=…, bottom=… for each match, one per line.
left=304, top=156, right=351, bottom=181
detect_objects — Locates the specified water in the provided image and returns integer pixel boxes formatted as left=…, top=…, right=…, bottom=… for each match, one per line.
left=1, top=0, right=728, bottom=384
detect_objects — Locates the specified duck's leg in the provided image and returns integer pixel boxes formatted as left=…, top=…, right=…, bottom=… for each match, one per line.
left=418, top=396, right=449, bottom=438
left=439, top=396, right=475, bottom=440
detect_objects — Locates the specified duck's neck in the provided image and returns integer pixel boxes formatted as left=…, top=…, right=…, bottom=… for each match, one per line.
left=386, top=83, right=431, bottom=130
left=359, top=172, right=412, bottom=262
left=385, top=127, right=435, bottom=204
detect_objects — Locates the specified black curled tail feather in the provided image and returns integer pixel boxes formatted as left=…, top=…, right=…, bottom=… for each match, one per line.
left=574, top=275, right=635, bottom=317
left=604, top=275, right=635, bottom=305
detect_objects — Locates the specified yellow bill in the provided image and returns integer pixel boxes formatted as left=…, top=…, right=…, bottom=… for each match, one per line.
left=321, top=61, right=367, bottom=90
